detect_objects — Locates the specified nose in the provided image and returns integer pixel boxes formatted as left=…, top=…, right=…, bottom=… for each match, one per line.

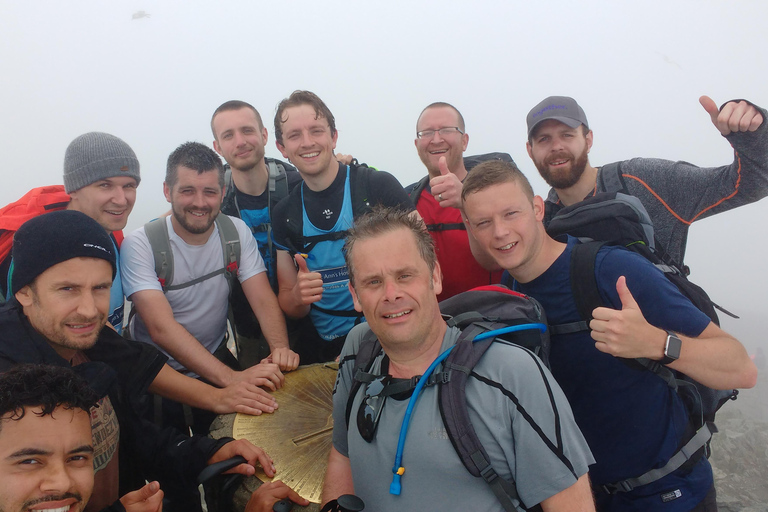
left=110, top=187, right=127, bottom=207
left=299, top=130, right=313, bottom=147
left=382, top=278, right=402, bottom=302
left=491, top=218, right=509, bottom=239
left=234, top=131, right=246, bottom=147
left=40, top=460, right=74, bottom=493
left=77, top=291, right=100, bottom=319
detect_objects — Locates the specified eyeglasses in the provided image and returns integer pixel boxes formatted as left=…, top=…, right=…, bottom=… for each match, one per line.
left=416, top=127, right=464, bottom=139
left=357, top=375, right=390, bottom=443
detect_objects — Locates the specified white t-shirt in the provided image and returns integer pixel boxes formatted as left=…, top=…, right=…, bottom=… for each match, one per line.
left=120, top=215, right=266, bottom=375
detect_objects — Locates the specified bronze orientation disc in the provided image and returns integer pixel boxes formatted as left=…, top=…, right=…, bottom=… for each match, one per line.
left=232, top=363, right=338, bottom=504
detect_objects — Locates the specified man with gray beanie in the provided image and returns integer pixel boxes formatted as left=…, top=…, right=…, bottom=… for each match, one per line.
left=525, top=95, right=768, bottom=269
left=0, top=131, right=140, bottom=334
left=0, top=210, right=282, bottom=512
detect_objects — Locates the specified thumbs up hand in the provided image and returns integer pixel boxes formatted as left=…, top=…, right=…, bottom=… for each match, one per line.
left=589, top=276, right=667, bottom=360
left=293, top=253, right=324, bottom=305
left=700, top=95, right=763, bottom=136
left=429, top=156, right=464, bottom=209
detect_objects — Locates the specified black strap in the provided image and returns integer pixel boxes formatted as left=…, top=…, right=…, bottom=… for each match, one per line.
left=569, top=241, right=605, bottom=321
left=426, top=222, right=466, bottom=232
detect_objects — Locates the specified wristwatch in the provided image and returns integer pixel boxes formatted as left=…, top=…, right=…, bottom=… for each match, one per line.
left=661, top=331, right=682, bottom=365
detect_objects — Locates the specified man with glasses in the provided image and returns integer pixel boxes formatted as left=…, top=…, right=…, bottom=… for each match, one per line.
left=322, top=207, right=595, bottom=512
left=410, top=102, right=503, bottom=300
left=270, top=90, right=415, bottom=363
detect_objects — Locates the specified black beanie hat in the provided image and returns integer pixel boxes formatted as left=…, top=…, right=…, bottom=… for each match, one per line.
left=11, top=210, right=117, bottom=296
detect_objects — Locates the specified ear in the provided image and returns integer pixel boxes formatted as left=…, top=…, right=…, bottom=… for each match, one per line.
left=15, top=285, right=34, bottom=307
left=348, top=282, right=363, bottom=313
left=163, top=182, right=172, bottom=203
left=276, top=140, right=288, bottom=159
left=213, top=140, right=222, bottom=156
left=261, top=127, right=269, bottom=145
left=526, top=141, right=534, bottom=160
left=533, top=195, right=545, bottom=222
left=461, top=132, right=469, bottom=152
left=585, top=130, right=594, bottom=153
left=331, top=129, right=339, bottom=150
left=432, top=260, right=443, bottom=297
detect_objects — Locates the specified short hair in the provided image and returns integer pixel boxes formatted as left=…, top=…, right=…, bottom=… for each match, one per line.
left=416, top=102, right=466, bottom=132
left=461, top=160, right=534, bottom=204
left=344, top=206, right=436, bottom=287
left=274, top=90, right=337, bottom=145
left=0, top=364, right=98, bottom=433
left=210, top=100, right=264, bottom=138
left=528, top=123, right=590, bottom=145
left=165, top=142, right=225, bottom=189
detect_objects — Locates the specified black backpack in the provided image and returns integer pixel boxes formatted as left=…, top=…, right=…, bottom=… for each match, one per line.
left=343, top=286, right=566, bottom=512
left=405, top=153, right=516, bottom=233
left=544, top=192, right=738, bottom=494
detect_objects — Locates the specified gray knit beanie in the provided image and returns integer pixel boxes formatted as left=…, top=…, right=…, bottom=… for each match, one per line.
left=63, top=132, right=141, bottom=193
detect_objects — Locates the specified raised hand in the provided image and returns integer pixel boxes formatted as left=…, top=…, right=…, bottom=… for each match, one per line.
left=120, top=481, right=164, bottom=512
left=294, top=253, right=323, bottom=305
left=589, top=276, right=665, bottom=360
left=700, top=95, right=763, bottom=136
left=429, top=156, right=464, bottom=208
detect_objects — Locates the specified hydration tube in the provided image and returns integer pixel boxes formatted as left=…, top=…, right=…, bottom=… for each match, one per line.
left=389, top=322, right=547, bottom=495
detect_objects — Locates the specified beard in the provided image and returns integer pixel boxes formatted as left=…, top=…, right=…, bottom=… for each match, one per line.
left=535, top=147, right=589, bottom=189
left=172, top=206, right=218, bottom=235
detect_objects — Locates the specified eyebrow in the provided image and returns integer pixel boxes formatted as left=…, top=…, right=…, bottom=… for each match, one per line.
left=7, top=444, right=94, bottom=459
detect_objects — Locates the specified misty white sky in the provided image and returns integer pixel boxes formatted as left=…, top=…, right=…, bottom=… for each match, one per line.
left=0, top=0, right=765, bottom=352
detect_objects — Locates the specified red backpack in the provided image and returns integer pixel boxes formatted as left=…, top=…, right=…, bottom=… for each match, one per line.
left=0, top=185, right=71, bottom=266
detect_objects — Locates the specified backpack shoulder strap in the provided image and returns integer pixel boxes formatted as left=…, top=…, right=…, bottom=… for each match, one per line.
left=597, top=162, right=627, bottom=193
left=548, top=241, right=605, bottom=336
left=144, top=218, right=174, bottom=292
left=405, top=176, right=430, bottom=206
left=439, top=329, right=523, bottom=512
left=344, top=328, right=382, bottom=428
left=350, top=163, right=373, bottom=217
left=215, top=214, right=241, bottom=293
left=222, top=165, right=238, bottom=214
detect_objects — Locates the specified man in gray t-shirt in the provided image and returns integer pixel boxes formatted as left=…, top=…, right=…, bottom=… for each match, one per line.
left=322, top=207, right=595, bottom=512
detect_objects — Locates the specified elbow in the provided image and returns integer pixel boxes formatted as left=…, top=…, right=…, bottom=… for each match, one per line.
left=740, top=361, right=759, bottom=389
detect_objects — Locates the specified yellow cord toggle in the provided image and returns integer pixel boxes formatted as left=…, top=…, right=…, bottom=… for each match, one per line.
left=396, top=467, right=405, bottom=475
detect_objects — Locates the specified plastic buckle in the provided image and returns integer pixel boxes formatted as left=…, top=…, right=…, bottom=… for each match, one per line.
left=601, top=480, right=633, bottom=494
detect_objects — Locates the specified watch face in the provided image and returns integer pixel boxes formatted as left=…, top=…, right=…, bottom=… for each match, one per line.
left=665, top=332, right=682, bottom=360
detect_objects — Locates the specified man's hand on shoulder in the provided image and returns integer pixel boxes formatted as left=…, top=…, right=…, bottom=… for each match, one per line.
left=429, top=156, right=464, bottom=209
left=119, top=481, right=163, bottom=512
left=208, top=438, right=276, bottom=478
left=701, top=95, right=764, bottom=136
left=589, top=276, right=666, bottom=360
left=245, top=481, right=310, bottom=512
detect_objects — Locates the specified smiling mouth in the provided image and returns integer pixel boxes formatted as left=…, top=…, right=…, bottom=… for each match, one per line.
left=301, top=151, right=320, bottom=158
left=384, top=310, right=412, bottom=319
left=105, top=210, right=125, bottom=216
left=548, top=159, right=569, bottom=166
left=429, top=149, right=447, bottom=155
left=189, top=210, right=209, bottom=217
left=498, top=242, right=518, bottom=251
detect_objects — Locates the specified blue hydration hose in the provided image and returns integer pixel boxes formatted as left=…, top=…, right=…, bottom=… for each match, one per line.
left=389, top=323, right=547, bottom=495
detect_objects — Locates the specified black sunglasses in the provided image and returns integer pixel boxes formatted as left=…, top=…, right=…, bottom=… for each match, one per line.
left=356, top=375, right=390, bottom=443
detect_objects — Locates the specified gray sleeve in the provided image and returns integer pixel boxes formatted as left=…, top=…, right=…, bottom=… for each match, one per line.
left=469, top=343, right=594, bottom=507
left=617, top=102, right=768, bottom=263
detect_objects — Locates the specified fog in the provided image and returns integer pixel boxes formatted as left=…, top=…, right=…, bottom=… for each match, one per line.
left=1, top=2, right=765, bottom=376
